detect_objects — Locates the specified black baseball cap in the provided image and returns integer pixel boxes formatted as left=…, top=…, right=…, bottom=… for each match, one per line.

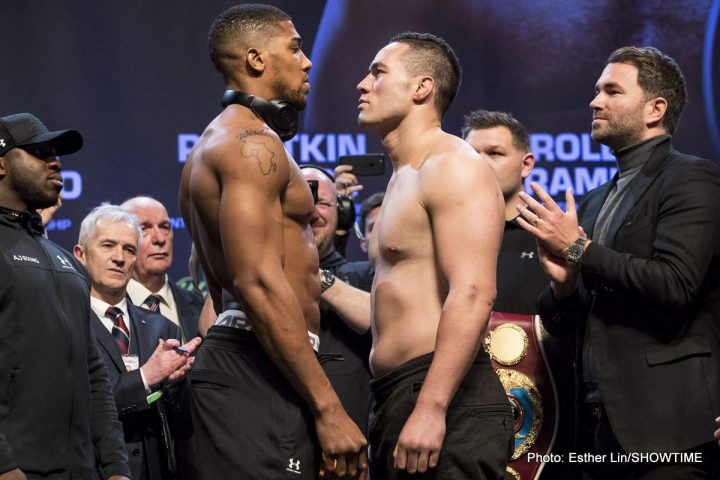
left=0, top=113, right=83, bottom=157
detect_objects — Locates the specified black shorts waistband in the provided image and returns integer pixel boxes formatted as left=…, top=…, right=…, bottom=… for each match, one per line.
left=203, top=325, right=263, bottom=353
left=370, top=350, right=493, bottom=398
left=204, top=325, right=336, bottom=363
left=370, top=352, right=434, bottom=397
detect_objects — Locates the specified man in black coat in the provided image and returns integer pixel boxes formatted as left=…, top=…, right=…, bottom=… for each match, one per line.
left=0, top=113, right=130, bottom=479
left=518, top=47, right=720, bottom=478
left=74, top=204, right=201, bottom=480
left=120, top=197, right=201, bottom=479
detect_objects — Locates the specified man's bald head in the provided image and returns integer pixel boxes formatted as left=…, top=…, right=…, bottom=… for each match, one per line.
left=301, top=167, right=338, bottom=259
left=121, top=195, right=165, bottom=213
left=120, top=196, right=173, bottom=285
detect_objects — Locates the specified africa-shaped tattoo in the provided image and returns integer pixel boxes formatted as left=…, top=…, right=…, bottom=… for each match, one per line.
left=237, top=130, right=277, bottom=175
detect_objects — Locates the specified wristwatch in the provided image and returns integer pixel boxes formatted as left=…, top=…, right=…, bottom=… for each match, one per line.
left=320, top=269, right=336, bottom=293
left=566, top=236, right=588, bottom=265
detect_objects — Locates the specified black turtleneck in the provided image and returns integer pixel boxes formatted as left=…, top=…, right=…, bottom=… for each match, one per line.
left=593, top=135, right=670, bottom=246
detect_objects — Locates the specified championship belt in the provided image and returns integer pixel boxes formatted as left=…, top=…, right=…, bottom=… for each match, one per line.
left=484, top=312, right=558, bottom=480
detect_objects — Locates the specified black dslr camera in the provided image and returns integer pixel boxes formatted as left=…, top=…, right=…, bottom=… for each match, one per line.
left=307, top=179, right=319, bottom=204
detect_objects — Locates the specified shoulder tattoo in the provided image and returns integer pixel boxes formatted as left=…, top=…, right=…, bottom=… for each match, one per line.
left=236, top=130, right=278, bottom=176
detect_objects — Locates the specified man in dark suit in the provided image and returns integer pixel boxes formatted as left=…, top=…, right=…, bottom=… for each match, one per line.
left=120, top=196, right=201, bottom=479
left=121, top=196, right=203, bottom=341
left=73, top=204, right=201, bottom=480
left=517, top=46, right=720, bottom=478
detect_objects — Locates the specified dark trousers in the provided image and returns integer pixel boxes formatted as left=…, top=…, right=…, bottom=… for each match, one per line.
left=580, top=403, right=720, bottom=479
left=190, top=326, right=319, bottom=479
left=369, top=352, right=514, bottom=479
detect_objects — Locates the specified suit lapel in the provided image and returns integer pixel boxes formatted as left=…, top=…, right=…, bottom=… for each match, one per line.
left=128, top=303, right=155, bottom=363
left=92, top=312, right=125, bottom=372
left=579, top=180, right=614, bottom=240
left=604, top=140, right=671, bottom=246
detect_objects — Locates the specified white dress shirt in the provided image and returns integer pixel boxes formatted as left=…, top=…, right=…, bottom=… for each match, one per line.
left=90, top=295, right=151, bottom=393
left=126, top=276, right=179, bottom=327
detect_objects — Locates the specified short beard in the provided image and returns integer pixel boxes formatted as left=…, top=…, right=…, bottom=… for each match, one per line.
left=7, top=164, right=59, bottom=210
left=283, top=90, right=307, bottom=111
left=591, top=124, right=643, bottom=151
left=271, top=65, right=307, bottom=111
left=18, top=185, right=58, bottom=211
left=591, top=101, right=646, bottom=151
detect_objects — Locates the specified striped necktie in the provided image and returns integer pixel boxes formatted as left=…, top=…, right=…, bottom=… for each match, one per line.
left=143, top=293, right=161, bottom=313
left=106, top=306, right=130, bottom=355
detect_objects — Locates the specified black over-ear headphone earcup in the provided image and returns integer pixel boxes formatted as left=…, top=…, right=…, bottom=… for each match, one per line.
left=336, top=195, right=356, bottom=231
left=221, top=90, right=298, bottom=141
left=251, top=99, right=298, bottom=139
left=222, top=90, right=251, bottom=108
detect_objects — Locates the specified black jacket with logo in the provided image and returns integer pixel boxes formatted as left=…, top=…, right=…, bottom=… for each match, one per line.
left=0, top=207, right=130, bottom=478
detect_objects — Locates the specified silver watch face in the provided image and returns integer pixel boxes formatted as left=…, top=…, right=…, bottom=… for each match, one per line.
left=567, top=243, right=584, bottom=263
left=320, top=270, right=335, bottom=290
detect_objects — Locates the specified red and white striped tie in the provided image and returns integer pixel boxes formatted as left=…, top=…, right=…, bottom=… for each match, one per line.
left=106, top=306, right=130, bottom=354
left=144, top=294, right=161, bottom=313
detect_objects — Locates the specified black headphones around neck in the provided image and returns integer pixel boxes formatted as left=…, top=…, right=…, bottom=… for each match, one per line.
left=221, top=90, right=298, bottom=142
left=299, top=165, right=356, bottom=231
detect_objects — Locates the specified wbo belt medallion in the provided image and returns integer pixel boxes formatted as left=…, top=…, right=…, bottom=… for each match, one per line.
left=484, top=312, right=558, bottom=480
left=484, top=323, right=529, bottom=366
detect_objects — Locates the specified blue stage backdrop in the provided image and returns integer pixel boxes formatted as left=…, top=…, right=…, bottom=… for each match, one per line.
left=2, top=0, right=719, bottom=287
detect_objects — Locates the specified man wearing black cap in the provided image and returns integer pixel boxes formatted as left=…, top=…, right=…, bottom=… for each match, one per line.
left=0, top=113, right=131, bottom=479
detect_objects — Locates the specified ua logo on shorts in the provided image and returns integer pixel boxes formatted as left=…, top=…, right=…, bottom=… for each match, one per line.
left=286, top=458, right=301, bottom=475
